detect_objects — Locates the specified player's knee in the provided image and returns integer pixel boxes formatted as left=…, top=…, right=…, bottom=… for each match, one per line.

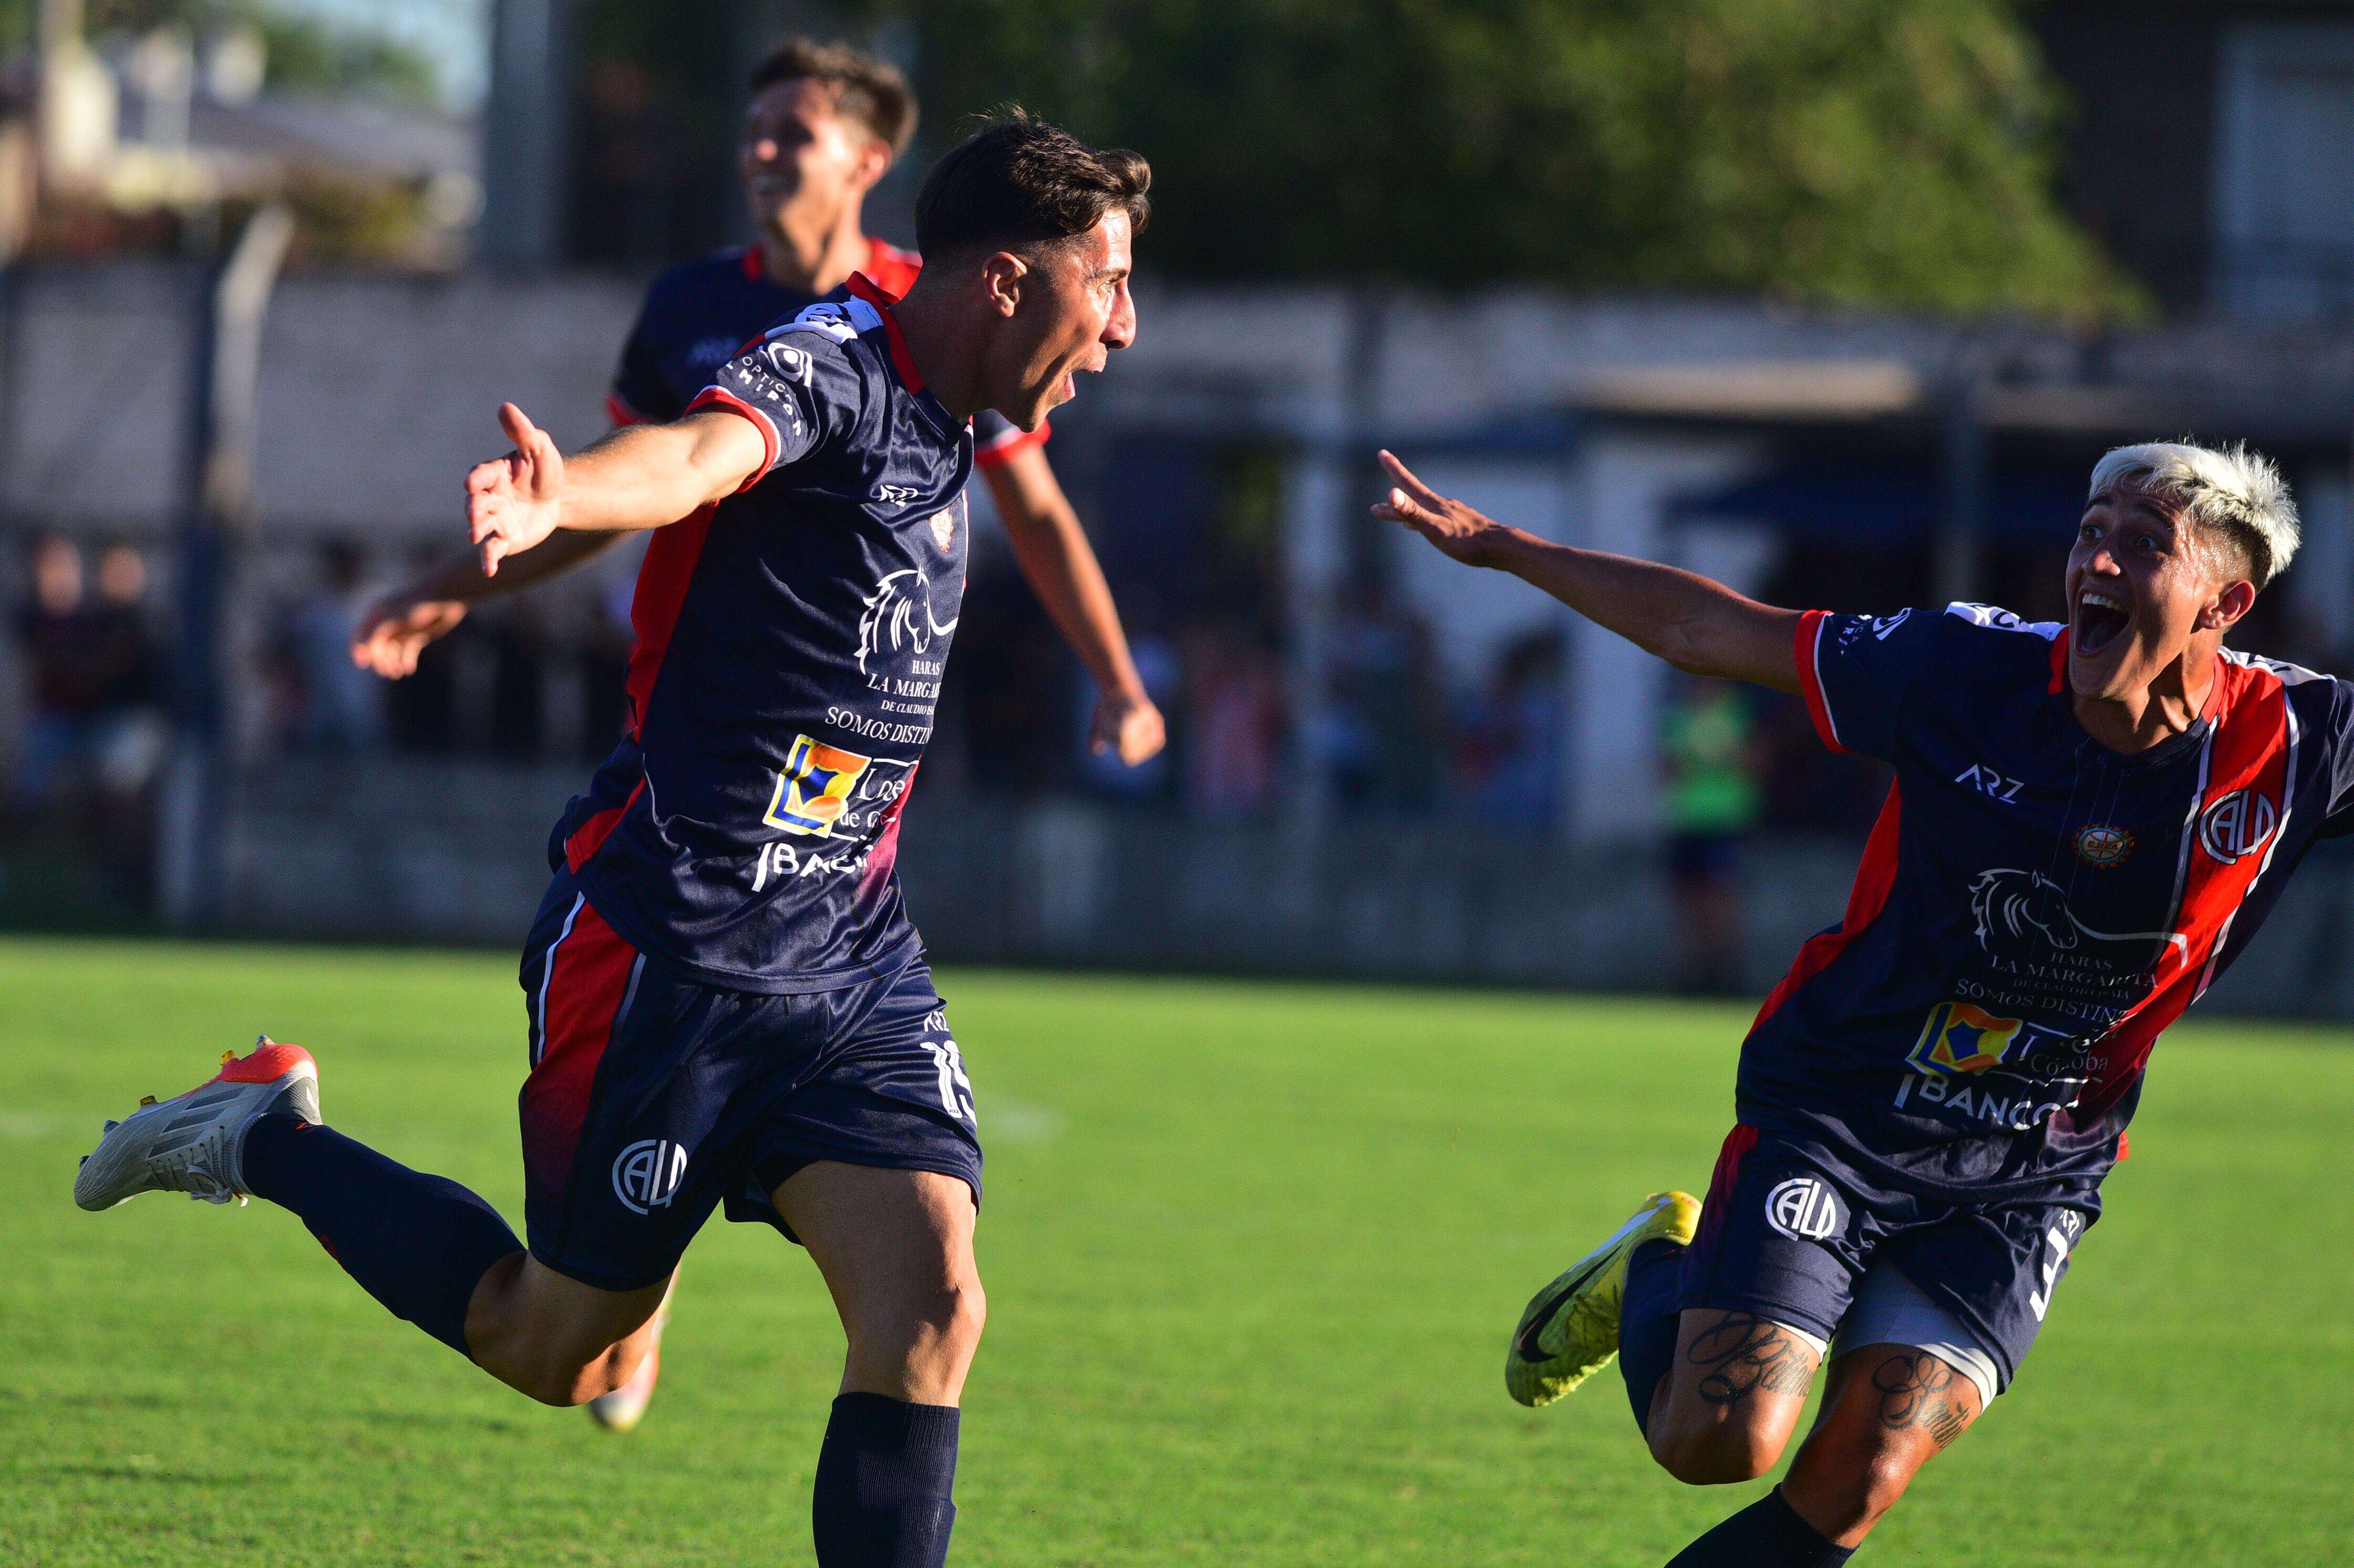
left=932, top=1275, right=986, bottom=1364
left=1648, top=1419, right=1781, bottom=1486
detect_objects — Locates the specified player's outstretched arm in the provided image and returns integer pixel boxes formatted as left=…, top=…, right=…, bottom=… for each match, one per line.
left=352, top=532, right=622, bottom=678
left=1374, top=450, right=1801, bottom=694
left=466, top=401, right=767, bottom=576
left=983, top=446, right=1166, bottom=766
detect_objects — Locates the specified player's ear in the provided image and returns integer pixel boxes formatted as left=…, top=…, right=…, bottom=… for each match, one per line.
left=2201, top=576, right=2257, bottom=632
left=978, top=252, right=1026, bottom=318
left=850, top=135, right=893, bottom=193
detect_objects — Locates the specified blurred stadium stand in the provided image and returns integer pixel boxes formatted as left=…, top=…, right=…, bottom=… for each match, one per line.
left=6, top=0, right=2354, bottom=1010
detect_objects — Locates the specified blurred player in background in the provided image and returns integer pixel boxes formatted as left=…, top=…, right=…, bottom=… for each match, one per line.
left=80, top=118, right=1148, bottom=1568
left=1380, top=440, right=2339, bottom=1566
left=356, top=36, right=1160, bottom=767
left=351, top=37, right=1164, bottom=1433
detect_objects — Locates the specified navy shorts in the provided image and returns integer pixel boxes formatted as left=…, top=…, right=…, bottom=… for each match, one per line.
left=516, top=875, right=981, bottom=1293
left=1674, top=1125, right=2091, bottom=1391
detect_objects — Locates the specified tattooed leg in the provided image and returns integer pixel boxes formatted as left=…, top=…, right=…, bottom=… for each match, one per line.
left=1689, top=1314, right=1820, bottom=1410
left=1870, top=1349, right=1975, bottom=1449
left=1780, top=1343, right=1986, bottom=1548
left=1646, top=1309, right=1823, bottom=1485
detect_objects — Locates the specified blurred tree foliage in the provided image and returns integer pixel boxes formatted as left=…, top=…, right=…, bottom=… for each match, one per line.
left=852, top=0, right=2134, bottom=316
left=0, top=0, right=438, bottom=105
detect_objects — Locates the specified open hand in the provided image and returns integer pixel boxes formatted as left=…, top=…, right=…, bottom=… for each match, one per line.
left=1089, top=689, right=1166, bottom=767
left=351, top=592, right=468, bottom=678
left=1371, top=449, right=1511, bottom=568
left=466, top=403, right=565, bottom=576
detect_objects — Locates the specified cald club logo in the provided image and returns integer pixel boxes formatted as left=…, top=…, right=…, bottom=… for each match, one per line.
left=2198, top=789, right=2277, bottom=864
left=765, top=734, right=875, bottom=837
left=612, top=1139, right=687, bottom=1215
left=1908, top=1000, right=2025, bottom=1075
left=1764, top=1177, right=1843, bottom=1242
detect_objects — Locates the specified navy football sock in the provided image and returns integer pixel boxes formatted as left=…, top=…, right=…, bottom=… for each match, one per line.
left=1666, top=1487, right=1854, bottom=1566
left=812, top=1392, right=960, bottom=1568
left=1619, top=1236, right=1684, bottom=1438
left=242, top=1116, right=523, bottom=1359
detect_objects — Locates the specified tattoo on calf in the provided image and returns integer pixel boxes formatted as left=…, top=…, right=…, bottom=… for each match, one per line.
left=1870, top=1352, right=1973, bottom=1449
left=1686, top=1314, right=1817, bottom=1409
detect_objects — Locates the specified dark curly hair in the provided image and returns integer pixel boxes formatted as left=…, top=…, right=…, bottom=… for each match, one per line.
left=914, top=112, right=1151, bottom=264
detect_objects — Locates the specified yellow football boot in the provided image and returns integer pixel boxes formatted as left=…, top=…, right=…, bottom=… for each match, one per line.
left=1506, top=1189, right=1700, bottom=1407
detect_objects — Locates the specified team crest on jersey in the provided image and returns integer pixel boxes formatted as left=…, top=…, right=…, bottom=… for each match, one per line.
left=612, top=1139, right=687, bottom=1214
left=763, top=734, right=874, bottom=837
left=1908, top=1000, right=2025, bottom=1075
left=930, top=509, right=956, bottom=551
left=1763, top=1177, right=1843, bottom=1242
left=2073, top=824, right=2134, bottom=869
left=2198, top=789, right=2277, bottom=864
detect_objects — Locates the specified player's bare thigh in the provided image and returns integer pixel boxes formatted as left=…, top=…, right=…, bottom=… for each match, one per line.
left=463, top=1253, right=673, bottom=1407
left=1781, top=1341, right=1984, bottom=1546
left=773, top=1161, right=985, bottom=1407
left=1646, top=1307, right=1823, bottom=1484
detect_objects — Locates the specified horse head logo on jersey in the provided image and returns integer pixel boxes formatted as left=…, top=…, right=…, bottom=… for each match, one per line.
left=1969, top=869, right=2189, bottom=963
left=858, top=570, right=960, bottom=675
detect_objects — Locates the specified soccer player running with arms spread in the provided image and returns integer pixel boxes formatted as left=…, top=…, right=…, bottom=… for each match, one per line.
left=349, top=37, right=1164, bottom=1436
left=77, top=118, right=1147, bottom=1568
left=1380, top=440, right=2337, bottom=1564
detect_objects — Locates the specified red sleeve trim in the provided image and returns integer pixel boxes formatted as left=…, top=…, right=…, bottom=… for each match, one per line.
left=1795, top=610, right=1846, bottom=753
left=684, top=386, right=779, bottom=490
left=739, top=246, right=763, bottom=281
left=973, top=420, right=1050, bottom=468
left=606, top=391, right=650, bottom=428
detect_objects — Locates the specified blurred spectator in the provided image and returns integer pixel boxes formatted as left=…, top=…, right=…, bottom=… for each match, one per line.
left=1458, top=631, right=1563, bottom=831
left=1661, top=675, right=1763, bottom=994
left=282, top=541, right=385, bottom=753
left=1318, top=586, right=1443, bottom=812
left=14, top=535, right=93, bottom=813
left=1181, top=629, right=1285, bottom=818
left=9, top=535, right=167, bottom=903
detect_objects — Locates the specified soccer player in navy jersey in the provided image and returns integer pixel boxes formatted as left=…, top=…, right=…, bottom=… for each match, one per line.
left=78, top=118, right=1145, bottom=1568
left=351, top=38, right=1162, bottom=1434
left=1378, top=440, right=2330, bottom=1565
left=355, top=37, right=1164, bottom=776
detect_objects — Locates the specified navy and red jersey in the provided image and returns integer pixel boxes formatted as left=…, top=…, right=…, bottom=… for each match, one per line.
left=608, top=238, right=1043, bottom=467
left=1743, top=603, right=2354, bottom=1211
left=553, top=274, right=973, bottom=992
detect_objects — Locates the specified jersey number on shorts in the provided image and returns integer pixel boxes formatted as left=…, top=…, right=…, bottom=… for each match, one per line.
left=925, top=1037, right=974, bottom=1123
left=2026, top=1223, right=2073, bottom=1322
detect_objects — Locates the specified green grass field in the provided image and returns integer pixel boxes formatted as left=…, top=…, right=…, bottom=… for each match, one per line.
left=4, top=936, right=2351, bottom=1566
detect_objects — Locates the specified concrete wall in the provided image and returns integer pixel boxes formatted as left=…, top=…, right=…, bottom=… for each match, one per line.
left=213, top=756, right=2354, bottom=1018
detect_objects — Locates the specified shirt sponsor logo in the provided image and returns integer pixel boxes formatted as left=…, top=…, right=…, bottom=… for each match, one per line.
left=612, top=1138, right=687, bottom=1214
left=1764, top=1176, right=1843, bottom=1242
left=2073, top=824, right=2134, bottom=869
left=1970, top=869, right=2187, bottom=962
left=1908, top=1000, right=2024, bottom=1075
left=763, top=734, right=874, bottom=837
left=762, top=342, right=814, bottom=385
left=2198, top=788, right=2277, bottom=864
left=858, top=569, right=960, bottom=676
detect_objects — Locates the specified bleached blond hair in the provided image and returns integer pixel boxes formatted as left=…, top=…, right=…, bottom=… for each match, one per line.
left=2088, top=440, right=2300, bottom=589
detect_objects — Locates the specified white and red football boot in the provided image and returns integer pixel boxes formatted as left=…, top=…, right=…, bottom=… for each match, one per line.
left=75, top=1037, right=320, bottom=1211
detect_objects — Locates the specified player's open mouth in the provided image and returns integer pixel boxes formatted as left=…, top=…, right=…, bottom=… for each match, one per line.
left=2074, top=589, right=2131, bottom=656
